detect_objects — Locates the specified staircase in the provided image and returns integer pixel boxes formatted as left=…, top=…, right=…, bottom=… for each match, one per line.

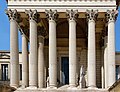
left=15, top=85, right=109, bottom=92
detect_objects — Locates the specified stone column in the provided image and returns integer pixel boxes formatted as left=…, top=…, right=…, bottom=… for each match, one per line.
left=26, top=10, right=38, bottom=88
left=22, top=33, right=29, bottom=88
left=86, top=10, right=98, bottom=88
left=104, top=36, right=108, bottom=88
left=6, top=9, right=19, bottom=88
left=106, top=10, right=117, bottom=87
left=101, top=47, right=105, bottom=89
left=66, top=9, right=78, bottom=87
left=45, top=9, right=58, bottom=88
left=38, top=33, right=44, bottom=88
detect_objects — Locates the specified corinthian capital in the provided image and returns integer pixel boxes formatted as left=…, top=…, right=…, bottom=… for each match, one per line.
left=38, top=26, right=47, bottom=37
left=86, top=9, right=98, bottom=21
left=66, top=9, right=78, bottom=21
left=5, top=9, right=19, bottom=21
left=106, top=10, right=118, bottom=21
left=45, top=9, right=58, bottom=21
left=25, top=9, right=39, bottom=22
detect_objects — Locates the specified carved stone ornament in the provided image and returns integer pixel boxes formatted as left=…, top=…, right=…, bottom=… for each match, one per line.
left=45, top=9, right=58, bottom=21
left=66, top=9, right=78, bottom=21
left=86, top=9, right=98, bottom=21
left=106, top=10, right=118, bottom=21
left=0, top=53, right=10, bottom=58
left=25, top=9, right=38, bottom=22
left=5, top=9, right=19, bottom=21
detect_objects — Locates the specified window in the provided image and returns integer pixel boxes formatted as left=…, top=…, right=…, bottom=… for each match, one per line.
left=1, top=64, right=8, bottom=81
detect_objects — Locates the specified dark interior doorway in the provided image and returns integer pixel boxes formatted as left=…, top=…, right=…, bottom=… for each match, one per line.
left=61, top=57, right=69, bottom=84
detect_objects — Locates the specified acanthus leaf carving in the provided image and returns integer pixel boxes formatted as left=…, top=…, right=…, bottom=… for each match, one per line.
left=66, top=9, right=78, bottom=21
left=86, top=9, right=98, bottom=21
left=106, top=10, right=118, bottom=22
left=5, top=9, right=19, bottom=21
left=45, top=9, right=58, bottom=21
left=25, top=9, right=39, bottom=22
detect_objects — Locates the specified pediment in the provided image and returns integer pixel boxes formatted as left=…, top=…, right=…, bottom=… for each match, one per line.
left=0, top=53, right=10, bottom=59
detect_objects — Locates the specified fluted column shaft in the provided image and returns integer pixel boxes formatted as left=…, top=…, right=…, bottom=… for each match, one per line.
left=26, top=10, right=38, bottom=87
left=86, top=10, right=98, bottom=88
left=6, top=10, right=19, bottom=88
left=22, top=34, right=29, bottom=87
left=38, top=36, right=44, bottom=88
left=107, top=10, right=116, bottom=87
left=66, top=10, right=78, bottom=87
left=46, top=10, right=58, bottom=87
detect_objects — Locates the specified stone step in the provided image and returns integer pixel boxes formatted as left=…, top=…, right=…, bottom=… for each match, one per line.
left=15, top=88, right=108, bottom=92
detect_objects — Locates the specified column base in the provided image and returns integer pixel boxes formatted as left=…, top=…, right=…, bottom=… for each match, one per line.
left=27, top=86, right=37, bottom=89
left=47, top=85, right=57, bottom=89
left=10, top=84, right=19, bottom=89
left=47, top=86, right=57, bottom=89
left=68, top=85, right=77, bottom=90
left=21, top=85, right=28, bottom=89
left=69, top=84, right=76, bottom=87
left=88, top=86, right=98, bottom=89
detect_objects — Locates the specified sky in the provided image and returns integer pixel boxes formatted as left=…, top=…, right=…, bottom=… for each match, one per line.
left=0, top=0, right=22, bottom=51
left=0, top=0, right=120, bottom=51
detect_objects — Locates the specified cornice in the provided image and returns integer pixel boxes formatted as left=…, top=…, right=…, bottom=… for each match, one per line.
left=7, top=0, right=117, bottom=12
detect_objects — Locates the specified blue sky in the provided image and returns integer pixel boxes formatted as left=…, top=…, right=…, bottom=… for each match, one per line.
left=0, top=1, right=120, bottom=51
left=0, top=0, right=22, bottom=51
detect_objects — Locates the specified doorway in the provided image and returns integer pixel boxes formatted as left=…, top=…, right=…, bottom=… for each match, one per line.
left=61, top=57, right=69, bottom=85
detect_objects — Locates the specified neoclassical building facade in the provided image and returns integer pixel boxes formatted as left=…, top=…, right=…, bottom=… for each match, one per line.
left=4, top=0, right=120, bottom=91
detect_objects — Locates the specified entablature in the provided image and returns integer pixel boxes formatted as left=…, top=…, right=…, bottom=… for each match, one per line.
left=7, top=0, right=116, bottom=12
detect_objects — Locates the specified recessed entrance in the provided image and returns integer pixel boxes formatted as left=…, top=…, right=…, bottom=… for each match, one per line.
left=61, top=57, right=69, bottom=85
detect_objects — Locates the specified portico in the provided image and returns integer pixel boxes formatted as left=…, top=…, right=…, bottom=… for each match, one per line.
left=5, top=0, right=119, bottom=91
